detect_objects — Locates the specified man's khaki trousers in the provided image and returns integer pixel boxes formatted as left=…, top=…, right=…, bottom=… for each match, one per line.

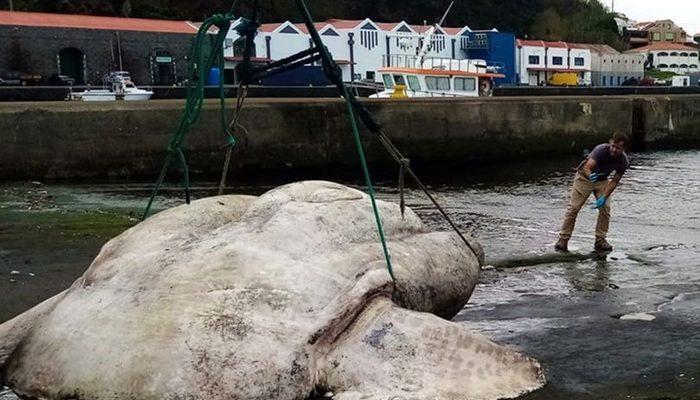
left=559, top=173, right=611, bottom=240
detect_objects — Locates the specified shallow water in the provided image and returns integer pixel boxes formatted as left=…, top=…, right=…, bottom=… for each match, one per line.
left=0, top=150, right=698, bottom=399
left=374, top=150, right=700, bottom=399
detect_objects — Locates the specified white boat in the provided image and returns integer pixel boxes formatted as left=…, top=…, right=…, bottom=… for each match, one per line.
left=71, top=71, right=153, bottom=101
left=371, top=55, right=505, bottom=98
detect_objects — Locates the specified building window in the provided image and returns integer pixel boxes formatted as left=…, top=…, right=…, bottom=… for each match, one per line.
left=665, top=33, right=674, bottom=41
left=574, top=57, right=584, bottom=66
left=617, top=76, right=621, bottom=85
left=670, top=64, right=678, bottom=68
left=690, top=64, right=698, bottom=69
left=690, top=53, right=698, bottom=58
left=658, top=52, right=668, bottom=57
left=680, top=64, right=688, bottom=68
left=360, top=28, right=379, bottom=50
left=552, top=56, right=563, bottom=65
left=653, top=32, right=660, bottom=41
left=670, top=52, right=678, bottom=56
left=429, top=32, right=446, bottom=53
left=603, top=76, right=606, bottom=85
left=425, top=76, right=450, bottom=91
left=658, top=64, right=668, bottom=68
left=528, top=55, right=540, bottom=64
left=680, top=52, right=688, bottom=57
left=454, top=77, right=476, bottom=92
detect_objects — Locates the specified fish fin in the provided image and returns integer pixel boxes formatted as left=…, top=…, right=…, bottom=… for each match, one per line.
left=319, top=298, right=545, bottom=400
left=0, top=291, right=66, bottom=367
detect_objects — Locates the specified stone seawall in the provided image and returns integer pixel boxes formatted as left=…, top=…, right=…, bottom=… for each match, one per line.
left=0, top=96, right=698, bottom=180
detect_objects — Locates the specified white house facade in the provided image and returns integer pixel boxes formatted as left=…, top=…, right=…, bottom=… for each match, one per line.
left=516, top=40, right=592, bottom=85
left=625, top=43, right=699, bottom=75
left=223, top=18, right=500, bottom=83
left=582, top=44, right=645, bottom=86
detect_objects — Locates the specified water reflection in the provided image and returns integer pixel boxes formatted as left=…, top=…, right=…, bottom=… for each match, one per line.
left=563, top=257, right=611, bottom=293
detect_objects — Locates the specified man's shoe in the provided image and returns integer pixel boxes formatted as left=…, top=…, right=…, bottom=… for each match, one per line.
left=555, top=238, right=569, bottom=252
left=594, top=238, right=613, bottom=252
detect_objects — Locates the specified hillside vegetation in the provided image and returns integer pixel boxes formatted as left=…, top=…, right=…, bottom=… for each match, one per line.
left=2, top=0, right=625, bottom=50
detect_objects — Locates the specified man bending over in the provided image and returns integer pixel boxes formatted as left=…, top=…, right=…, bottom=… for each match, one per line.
left=555, top=133, right=631, bottom=252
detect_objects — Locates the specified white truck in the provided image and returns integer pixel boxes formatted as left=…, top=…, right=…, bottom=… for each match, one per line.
left=671, top=76, right=690, bottom=87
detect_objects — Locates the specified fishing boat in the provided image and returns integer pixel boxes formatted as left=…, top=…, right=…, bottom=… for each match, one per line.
left=372, top=55, right=505, bottom=98
left=70, top=71, right=153, bottom=101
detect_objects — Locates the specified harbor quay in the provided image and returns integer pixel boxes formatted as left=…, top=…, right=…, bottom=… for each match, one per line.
left=0, top=95, right=698, bottom=181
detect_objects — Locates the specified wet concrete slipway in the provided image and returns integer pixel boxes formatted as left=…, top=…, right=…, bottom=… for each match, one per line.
left=1, top=150, right=699, bottom=399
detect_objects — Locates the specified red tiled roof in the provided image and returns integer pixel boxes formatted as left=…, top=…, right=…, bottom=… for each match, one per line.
left=325, top=19, right=364, bottom=29
left=259, top=22, right=283, bottom=33
left=257, top=19, right=474, bottom=35
left=0, top=10, right=197, bottom=33
left=442, top=27, right=465, bottom=35
left=374, top=22, right=400, bottom=30
left=544, top=41, right=568, bottom=48
left=625, top=42, right=699, bottom=53
left=294, top=22, right=329, bottom=34
left=517, top=39, right=594, bottom=50
left=517, top=39, right=545, bottom=47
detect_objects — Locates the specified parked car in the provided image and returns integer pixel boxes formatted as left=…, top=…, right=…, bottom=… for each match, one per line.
left=671, top=76, right=690, bottom=87
left=0, top=72, right=22, bottom=86
left=0, top=71, right=42, bottom=86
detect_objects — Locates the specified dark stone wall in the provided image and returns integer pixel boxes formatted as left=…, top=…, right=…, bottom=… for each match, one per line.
left=0, top=25, right=194, bottom=85
left=0, top=96, right=698, bottom=180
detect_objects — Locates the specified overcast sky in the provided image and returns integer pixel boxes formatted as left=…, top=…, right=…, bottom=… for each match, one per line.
left=608, top=0, right=700, bottom=37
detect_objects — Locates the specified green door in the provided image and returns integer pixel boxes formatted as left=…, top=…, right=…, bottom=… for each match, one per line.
left=59, top=48, right=84, bottom=84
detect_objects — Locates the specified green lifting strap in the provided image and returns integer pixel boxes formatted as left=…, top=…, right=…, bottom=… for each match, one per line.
left=142, top=15, right=258, bottom=219
left=143, top=4, right=397, bottom=282
left=294, top=0, right=396, bottom=281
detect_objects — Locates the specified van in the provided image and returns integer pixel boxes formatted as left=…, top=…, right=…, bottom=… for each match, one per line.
left=548, top=72, right=578, bottom=86
left=671, top=76, right=690, bottom=87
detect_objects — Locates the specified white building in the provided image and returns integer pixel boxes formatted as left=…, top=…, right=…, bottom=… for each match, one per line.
left=223, top=18, right=495, bottom=83
left=515, top=40, right=591, bottom=85
left=625, top=42, right=699, bottom=75
left=579, top=44, right=645, bottom=86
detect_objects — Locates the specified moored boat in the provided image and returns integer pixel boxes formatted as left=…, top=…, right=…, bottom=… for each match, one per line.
left=70, top=71, right=153, bottom=101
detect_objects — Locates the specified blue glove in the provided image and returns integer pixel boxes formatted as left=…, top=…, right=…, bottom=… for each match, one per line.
left=591, top=195, right=607, bottom=209
left=588, top=172, right=600, bottom=182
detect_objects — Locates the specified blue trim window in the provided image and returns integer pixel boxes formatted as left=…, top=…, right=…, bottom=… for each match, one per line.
left=552, top=56, right=563, bottom=66
left=528, top=55, right=540, bottom=65
left=574, top=57, right=584, bottom=66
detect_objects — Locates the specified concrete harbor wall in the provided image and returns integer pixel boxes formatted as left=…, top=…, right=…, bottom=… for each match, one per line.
left=0, top=95, right=698, bottom=180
